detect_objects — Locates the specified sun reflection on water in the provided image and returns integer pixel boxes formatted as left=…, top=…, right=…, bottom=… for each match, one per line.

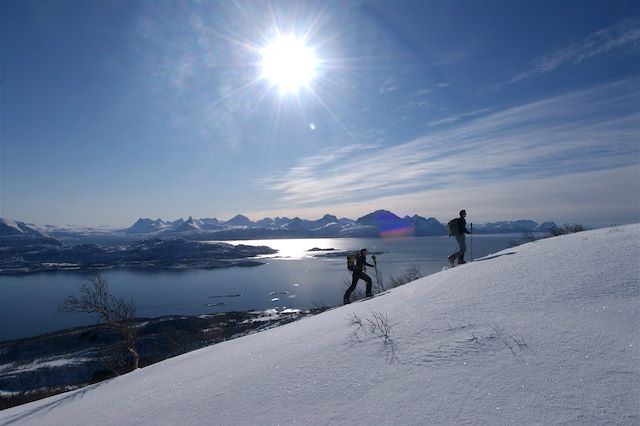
left=224, top=238, right=340, bottom=259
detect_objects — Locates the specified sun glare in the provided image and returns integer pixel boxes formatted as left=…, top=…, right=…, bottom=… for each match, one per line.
left=260, top=36, right=318, bottom=94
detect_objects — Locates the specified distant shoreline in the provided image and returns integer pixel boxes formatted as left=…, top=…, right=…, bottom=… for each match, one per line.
left=0, top=259, right=266, bottom=276
left=0, top=239, right=277, bottom=276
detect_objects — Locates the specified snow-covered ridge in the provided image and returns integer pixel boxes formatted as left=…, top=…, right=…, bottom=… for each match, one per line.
left=2, top=225, right=637, bottom=425
left=0, top=218, right=62, bottom=248
left=0, top=218, right=46, bottom=236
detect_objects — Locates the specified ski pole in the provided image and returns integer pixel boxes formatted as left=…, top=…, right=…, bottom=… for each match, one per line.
left=372, top=255, right=382, bottom=292
left=470, top=223, right=473, bottom=261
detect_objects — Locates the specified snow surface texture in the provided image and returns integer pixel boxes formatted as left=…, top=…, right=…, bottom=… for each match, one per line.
left=1, top=225, right=638, bottom=425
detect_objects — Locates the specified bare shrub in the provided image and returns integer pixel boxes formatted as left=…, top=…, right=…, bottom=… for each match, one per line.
left=522, top=230, right=537, bottom=243
left=388, top=264, right=423, bottom=288
left=366, top=311, right=394, bottom=344
left=98, top=340, right=134, bottom=376
left=548, top=223, right=585, bottom=237
left=567, top=224, right=585, bottom=233
left=492, top=327, right=531, bottom=359
left=347, top=312, right=364, bottom=329
left=59, top=274, right=140, bottom=371
left=347, top=311, right=398, bottom=364
left=347, top=312, right=365, bottom=343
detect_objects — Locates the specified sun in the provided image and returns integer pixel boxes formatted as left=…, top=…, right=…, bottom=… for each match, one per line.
left=260, top=35, right=318, bottom=94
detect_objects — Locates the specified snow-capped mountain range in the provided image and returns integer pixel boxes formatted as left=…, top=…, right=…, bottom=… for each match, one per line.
left=121, top=210, right=556, bottom=238
left=1, top=213, right=559, bottom=247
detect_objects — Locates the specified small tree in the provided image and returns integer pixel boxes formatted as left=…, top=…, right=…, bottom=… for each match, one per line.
left=521, top=230, right=536, bottom=243
left=549, top=223, right=585, bottom=237
left=59, top=274, right=140, bottom=370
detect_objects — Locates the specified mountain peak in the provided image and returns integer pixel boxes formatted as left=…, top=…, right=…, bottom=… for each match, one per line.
left=126, top=218, right=168, bottom=234
left=356, top=210, right=401, bottom=224
left=224, top=215, right=254, bottom=227
left=355, top=210, right=414, bottom=236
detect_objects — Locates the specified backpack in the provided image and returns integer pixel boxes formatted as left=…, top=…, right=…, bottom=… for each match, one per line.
left=447, top=218, right=460, bottom=236
left=347, top=253, right=357, bottom=271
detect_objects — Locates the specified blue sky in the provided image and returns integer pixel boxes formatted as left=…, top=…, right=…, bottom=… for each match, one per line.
left=1, top=0, right=639, bottom=227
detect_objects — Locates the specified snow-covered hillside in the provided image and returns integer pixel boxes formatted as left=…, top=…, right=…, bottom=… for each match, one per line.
left=1, top=225, right=638, bottom=425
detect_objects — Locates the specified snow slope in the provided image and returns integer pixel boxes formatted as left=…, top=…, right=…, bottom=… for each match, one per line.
left=1, top=225, right=638, bottom=425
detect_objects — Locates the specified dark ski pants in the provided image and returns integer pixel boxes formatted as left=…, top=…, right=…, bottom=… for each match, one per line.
left=450, top=234, right=467, bottom=261
left=344, top=271, right=373, bottom=301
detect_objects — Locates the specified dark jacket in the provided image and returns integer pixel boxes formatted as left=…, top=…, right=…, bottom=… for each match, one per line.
left=355, top=253, right=374, bottom=272
left=456, top=218, right=470, bottom=235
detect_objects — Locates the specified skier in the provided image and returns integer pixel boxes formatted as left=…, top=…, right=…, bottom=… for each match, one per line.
left=448, top=209, right=471, bottom=266
left=343, top=248, right=374, bottom=304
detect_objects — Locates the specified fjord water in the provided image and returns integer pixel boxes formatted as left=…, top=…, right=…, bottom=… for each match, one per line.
left=0, top=235, right=522, bottom=341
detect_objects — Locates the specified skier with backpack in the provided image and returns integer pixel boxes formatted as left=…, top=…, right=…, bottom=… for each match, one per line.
left=447, top=209, right=471, bottom=266
left=343, top=248, right=375, bottom=305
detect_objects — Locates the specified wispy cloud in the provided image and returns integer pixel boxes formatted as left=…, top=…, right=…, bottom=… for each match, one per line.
left=250, top=164, right=639, bottom=225
left=379, top=74, right=398, bottom=94
left=510, top=18, right=640, bottom=84
left=427, top=108, right=491, bottom=127
left=261, top=80, right=639, bottom=214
